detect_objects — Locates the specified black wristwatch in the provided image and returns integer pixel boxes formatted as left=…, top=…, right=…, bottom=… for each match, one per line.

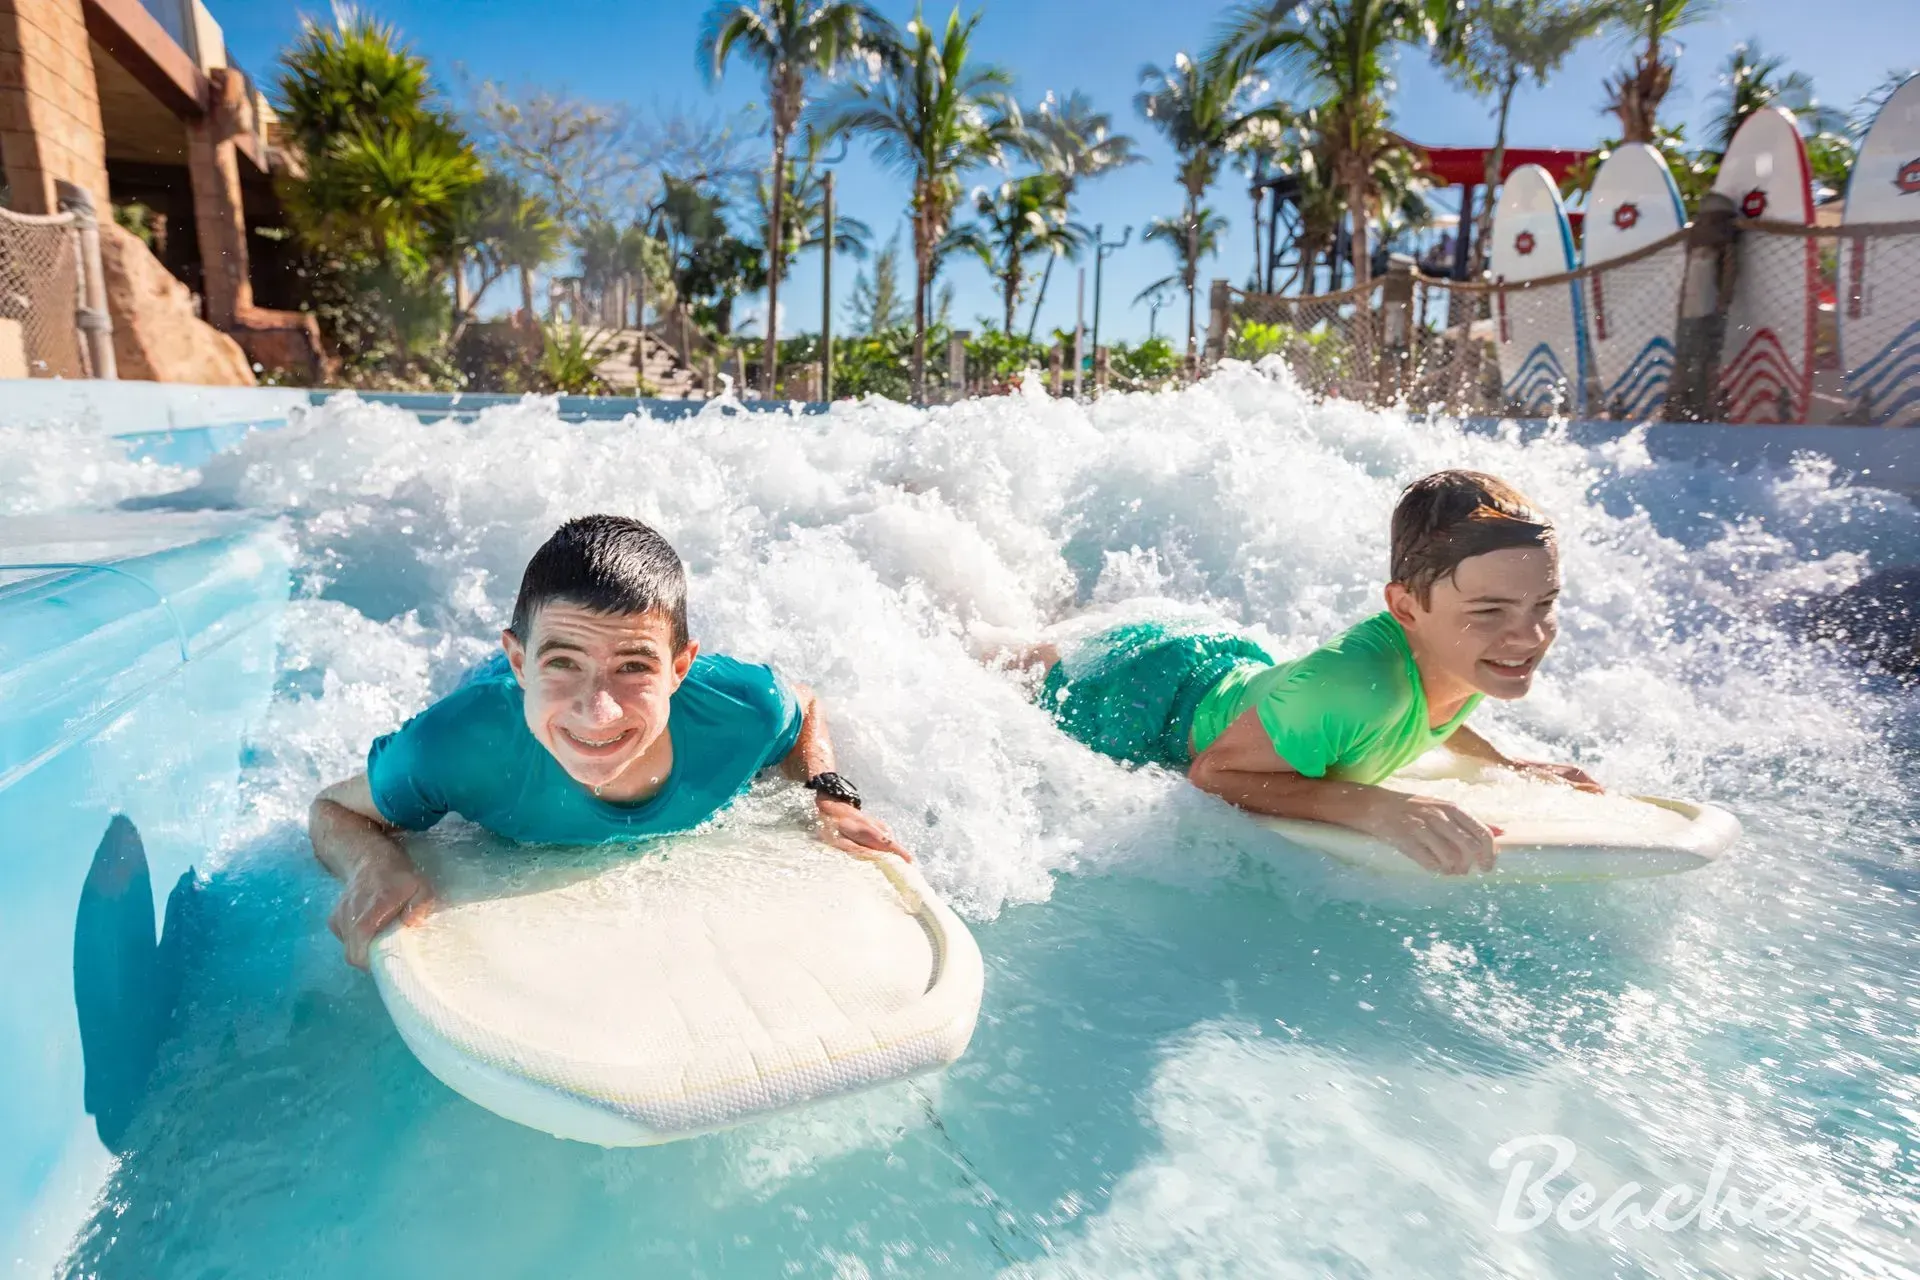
left=804, top=771, right=862, bottom=809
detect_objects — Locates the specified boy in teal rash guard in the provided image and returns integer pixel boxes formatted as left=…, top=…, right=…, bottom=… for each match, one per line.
left=1013, top=471, right=1598, bottom=876
left=310, top=515, right=909, bottom=970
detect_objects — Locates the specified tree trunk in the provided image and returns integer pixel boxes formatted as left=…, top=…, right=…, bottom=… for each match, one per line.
left=1348, top=179, right=1371, bottom=287
left=453, top=252, right=472, bottom=320
left=1003, top=264, right=1017, bottom=335
left=1476, top=79, right=1517, bottom=278
left=1025, top=253, right=1056, bottom=342
left=912, top=198, right=928, bottom=404
left=1251, top=186, right=1263, bottom=286
left=765, top=126, right=788, bottom=398
left=520, top=266, right=535, bottom=324
left=1618, top=25, right=1664, bottom=143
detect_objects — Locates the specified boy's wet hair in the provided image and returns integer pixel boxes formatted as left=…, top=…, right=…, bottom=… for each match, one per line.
left=1391, top=471, right=1555, bottom=605
left=508, top=515, right=689, bottom=650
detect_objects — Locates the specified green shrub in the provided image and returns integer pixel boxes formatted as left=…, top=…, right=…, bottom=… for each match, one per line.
left=1227, top=318, right=1349, bottom=389
left=1108, top=336, right=1182, bottom=392
left=966, top=330, right=1051, bottom=386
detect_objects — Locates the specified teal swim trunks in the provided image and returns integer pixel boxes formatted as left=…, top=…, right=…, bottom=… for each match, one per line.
left=1039, top=622, right=1273, bottom=769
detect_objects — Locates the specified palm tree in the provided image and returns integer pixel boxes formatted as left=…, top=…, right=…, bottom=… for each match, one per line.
left=699, top=0, right=899, bottom=395
left=1227, top=112, right=1290, bottom=289
left=754, top=138, right=875, bottom=275
left=1136, top=54, right=1264, bottom=364
left=814, top=5, right=1024, bottom=401
left=1276, top=113, right=1349, bottom=292
left=1210, top=0, right=1452, bottom=289
left=1140, top=206, right=1228, bottom=364
left=448, top=176, right=562, bottom=338
left=1600, top=0, right=1716, bottom=143
left=947, top=174, right=1090, bottom=333
left=1705, top=41, right=1846, bottom=152
left=1020, top=90, right=1143, bottom=339
left=1443, top=0, right=1611, bottom=274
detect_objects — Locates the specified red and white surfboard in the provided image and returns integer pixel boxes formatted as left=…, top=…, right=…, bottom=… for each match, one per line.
left=1840, top=73, right=1920, bottom=426
left=1712, top=107, right=1817, bottom=422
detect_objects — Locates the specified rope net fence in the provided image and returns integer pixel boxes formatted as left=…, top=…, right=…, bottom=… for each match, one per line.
left=1212, top=217, right=1920, bottom=425
left=0, top=205, right=86, bottom=378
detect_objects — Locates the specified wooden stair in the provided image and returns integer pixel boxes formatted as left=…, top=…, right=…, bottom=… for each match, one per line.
left=584, top=328, right=706, bottom=398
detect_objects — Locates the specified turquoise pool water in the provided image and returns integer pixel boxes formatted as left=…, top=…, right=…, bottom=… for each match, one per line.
left=7, top=374, right=1920, bottom=1277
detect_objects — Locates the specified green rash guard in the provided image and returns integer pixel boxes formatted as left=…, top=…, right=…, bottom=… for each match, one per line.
left=1187, top=612, right=1483, bottom=784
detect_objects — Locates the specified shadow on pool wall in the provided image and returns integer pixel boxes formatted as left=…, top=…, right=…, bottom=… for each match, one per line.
left=0, top=518, right=288, bottom=1277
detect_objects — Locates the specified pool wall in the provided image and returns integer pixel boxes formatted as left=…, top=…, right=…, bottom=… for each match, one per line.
left=1, top=374, right=1916, bottom=1274
left=0, top=513, right=290, bottom=1277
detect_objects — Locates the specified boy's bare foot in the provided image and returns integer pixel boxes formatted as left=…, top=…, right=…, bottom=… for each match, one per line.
left=965, top=623, right=1058, bottom=675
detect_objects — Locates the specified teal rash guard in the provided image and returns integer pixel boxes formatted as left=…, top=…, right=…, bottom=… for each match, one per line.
left=366, top=652, right=804, bottom=844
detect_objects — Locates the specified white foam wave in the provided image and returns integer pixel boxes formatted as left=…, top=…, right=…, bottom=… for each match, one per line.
left=27, top=374, right=1920, bottom=916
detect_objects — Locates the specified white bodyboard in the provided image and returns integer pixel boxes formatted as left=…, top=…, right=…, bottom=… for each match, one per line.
left=1258, top=756, right=1740, bottom=883
left=370, top=825, right=984, bottom=1146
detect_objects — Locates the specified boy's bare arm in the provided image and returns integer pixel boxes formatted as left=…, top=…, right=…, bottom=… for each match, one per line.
left=1188, top=710, right=1498, bottom=875
left=778, top=684, right=913, bottom=862
left=1448, top=725, right=1602, bottom=793
left=310, top=774, right=433, bottom=969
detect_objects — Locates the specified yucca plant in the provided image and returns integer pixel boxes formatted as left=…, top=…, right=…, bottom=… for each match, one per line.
left=538, top=321, right=619, bottom=394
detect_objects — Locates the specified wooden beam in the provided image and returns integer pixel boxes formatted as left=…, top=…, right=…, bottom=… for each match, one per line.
left=82, top=0, right=208, bottom=118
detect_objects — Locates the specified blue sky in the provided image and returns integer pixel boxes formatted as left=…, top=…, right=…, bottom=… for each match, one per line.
left=218, top=0, right=1917, bottom=344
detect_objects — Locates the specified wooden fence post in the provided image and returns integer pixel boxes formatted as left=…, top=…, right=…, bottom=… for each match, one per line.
left=1670, top=192, right=1739, bottom=423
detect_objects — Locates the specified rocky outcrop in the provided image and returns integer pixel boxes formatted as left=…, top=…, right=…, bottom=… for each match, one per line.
left=98, top=220, right=254, bottom=386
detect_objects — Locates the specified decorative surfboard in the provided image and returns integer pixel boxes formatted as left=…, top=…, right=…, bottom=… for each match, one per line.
left=1713, top=107, right=1817, bottom=422
left=1582, top=143, right=1689, bottom=421
left=1490, top=164, right=1588, bottom=416
left=1840, top=73, right=1920, bottom=426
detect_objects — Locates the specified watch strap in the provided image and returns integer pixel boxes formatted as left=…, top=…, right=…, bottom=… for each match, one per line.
left=804, top=771, right=862, bottom=809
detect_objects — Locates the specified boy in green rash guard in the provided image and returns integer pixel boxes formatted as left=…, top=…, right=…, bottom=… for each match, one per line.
left=309, top=515, right=909, bottom=970
left=1003, top=470, right=1598, bottom=876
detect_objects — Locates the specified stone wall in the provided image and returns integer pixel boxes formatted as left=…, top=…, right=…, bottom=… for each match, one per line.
left=0, top=0, right=110, bottom=214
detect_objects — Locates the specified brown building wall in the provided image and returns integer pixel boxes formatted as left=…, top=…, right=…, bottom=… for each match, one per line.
left=0, top=0, right=109, bottom=213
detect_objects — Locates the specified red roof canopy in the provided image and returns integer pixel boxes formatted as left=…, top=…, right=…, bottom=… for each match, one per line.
left=1412, top=144, right=1594, bottom=187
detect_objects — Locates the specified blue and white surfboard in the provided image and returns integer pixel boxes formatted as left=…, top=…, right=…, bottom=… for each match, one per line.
left=1582, top=144, right=1688, bottom=421
left=1490, top=164, right=1589, bottom=416
left=1841, top=73, right=1920, bottom=426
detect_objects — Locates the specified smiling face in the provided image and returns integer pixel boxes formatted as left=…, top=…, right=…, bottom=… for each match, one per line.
left=1386, top=545, right=1561, bottom=709
left=501, top=603, right=696, bottom=792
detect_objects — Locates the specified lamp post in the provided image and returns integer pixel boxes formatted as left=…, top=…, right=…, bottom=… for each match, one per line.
left=817, top=135, right=851, bottom=404
left=821, top=169, right=835, bottom=402
left=1090, top=223, right=1131, bottom=384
